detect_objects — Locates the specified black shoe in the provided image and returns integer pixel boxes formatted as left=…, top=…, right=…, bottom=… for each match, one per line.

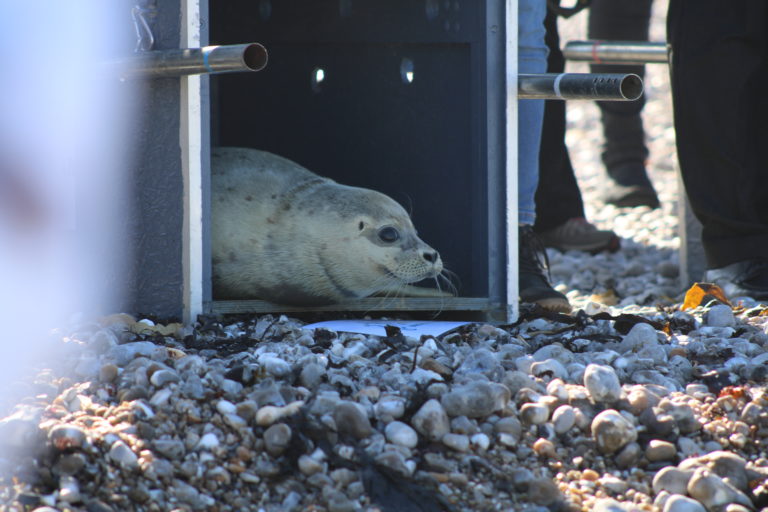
left=704, top=259, right=768, bottom=300
left=603, top=162, right=660, bottom=209
left=519, top=225, right=572, bottom=313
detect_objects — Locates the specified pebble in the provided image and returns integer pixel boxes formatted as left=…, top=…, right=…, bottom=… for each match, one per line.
left=552, top=405, right=576, bottom=434
left=706, top=304, right=735, bottom=327
left=333, top=401, right=373, bottom=439
left=591, top=410, right=638, bottom=454
left=584, top=364, right=622, bottom=403
left=520, top=403, right=550, bottom=425
left=663, top=495, right=707, bottom=512
left=411, top=399, right=450, bottom=441
left=385, top=421, right=418, bottom=448
left=645, top=439, right=677, bottom=462
left=263, top=423, right=292, bottom=456
left=108, top=440, right=138, bottom=470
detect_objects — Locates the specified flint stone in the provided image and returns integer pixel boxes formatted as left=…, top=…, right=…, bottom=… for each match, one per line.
left=706, top=304, right=735, bottom=327
left=584, top=364, right=622, bottom=403
left=411, top=399, right=450, bottom=441
left=653, top=466, right=694, bottom=495
left=264, top=423, right=292, bottom=456
left=662, top=495, right=706, bottom=512
left=687, top=467, right=752, bottom=510
left=455, top=348, right=503, bottom=382
left=620, top=323, right=659, bottom=353
left=591, top=409, right=637, bottom=454
left=333, top=401, right=373, bottom=439
left=441, top=381, right=509, bottom=418
left=385, top=421, right=418, bottom=448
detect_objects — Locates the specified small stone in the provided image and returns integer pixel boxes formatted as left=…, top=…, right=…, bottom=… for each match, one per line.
left=552, top=405, right=576, bottom=434
left=493, top=416, right=522, bottom=437
left=600, top=474, right=628, bottom=494
left=440, top=381, right=508, bottom=418
left=58, top=475, right=81, bottom=503
left=299, top=363, right=325, bottom=389
left=298, top=455, right=324, bottom=476
left=263, top=423, right=292, bottom=456
left=442, top=433, right=470, bottom=452
left=375, top=395, right=406, bottom=422
left=706, top=304, right=735, bottom=327
left=333, top=401, right=373, bottom=439
left=520, top=403, right=550, bottom=425
left=529, top=359, right=569, bottom=380
left=197, top=433, right=220, bottom=450
left=662, top=495, right=706, bottom=512
left=591, top=409, right=637, bottom=454
left=385, top=421, right=418, bottom=448
left=615, top=442, right=642, bottom=469
left=645, top=439, right=677, bottom=462
left=532, top=438, right=556, bottom=458
left=470, top=433, right=490, bottom=451
left=108, top=440, right=139, bottom=470
left=584, top=364, right=622, bottom=403
left=653, top=467, right=694, bottom=495
left=48, top=424, right=86, bottom=452
left=687, top=467, right=752, bottom=510
left=99, top=364, right=119, bottom=383
left=149, top=369, right=179, bottom=387
left=620, top=323, right=658, bottom=353
left=411, top=399, right=450, bottom=441
left=527, top=477, right=561, bottom=506
left=153, top=439, right=185, bottom=460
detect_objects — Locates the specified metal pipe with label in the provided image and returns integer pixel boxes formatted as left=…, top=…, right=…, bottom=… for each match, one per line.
left=563, top=40, right=669, bottom=65
left=518, top=73, right=643, bottom=101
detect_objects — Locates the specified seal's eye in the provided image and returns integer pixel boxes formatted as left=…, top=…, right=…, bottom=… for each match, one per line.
left=377, top=226, right=400, bottom=243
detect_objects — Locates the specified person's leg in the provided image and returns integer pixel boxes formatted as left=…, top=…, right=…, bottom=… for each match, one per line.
left=517, top=0, right=548, bottom=227
left=517, top=0, right=570, bottom=312
left=668, top=0, right=768, bottom=297
left=589, top=0, right=659, bottom=208
left=534, top=8, right=619, bottom=253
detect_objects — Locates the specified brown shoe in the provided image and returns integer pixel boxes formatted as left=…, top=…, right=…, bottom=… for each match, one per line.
left=537, top=218, right=620, bottom=254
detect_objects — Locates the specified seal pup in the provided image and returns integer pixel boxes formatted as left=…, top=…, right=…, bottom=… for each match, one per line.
left=211, top=147, right=446, bottom=305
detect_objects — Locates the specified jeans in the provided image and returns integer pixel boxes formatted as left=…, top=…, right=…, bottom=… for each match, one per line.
left=517, top=0, right=548, bottom=225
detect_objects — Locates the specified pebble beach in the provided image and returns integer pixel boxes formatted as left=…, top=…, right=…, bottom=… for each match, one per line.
left=4, top=3, right=768, bottom=512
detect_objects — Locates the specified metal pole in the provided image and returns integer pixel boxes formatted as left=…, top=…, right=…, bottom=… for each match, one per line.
left=518, top=73, right=643, bottom=101
left=114, top=43, right=268, bottom=79
left=563, top=40, right=669, bottom=65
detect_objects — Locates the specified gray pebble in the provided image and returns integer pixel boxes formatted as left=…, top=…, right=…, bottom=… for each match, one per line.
left=591, top=409, right=637, bottom=454
left=653, top=466, right=694, bottom=495
left=706, top=304, right=735, bottom=327
left=662, top=494, right=706, bottom=512
left=520, top=403, right=550, bottom=425
left=620, top=323, right=658, bottom=353
left=441, top=381, right=507, bottom=418
left=108, top=439, right=138, bottom=470
left=411, top=399, right=450, bottom=441
left=442, top=433, right=470, bottom=452
left=385, top=421, right=418, bottom=448
left=645, top=439, right=677, bottom=461
left=333, top=401, right=372, bottom=439
left=584, top=364, right=622, bottom=403
left=552, top=405, right=576, bottom=434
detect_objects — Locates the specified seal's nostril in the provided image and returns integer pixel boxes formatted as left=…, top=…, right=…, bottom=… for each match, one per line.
left=423, top=251, right=437, bottom=263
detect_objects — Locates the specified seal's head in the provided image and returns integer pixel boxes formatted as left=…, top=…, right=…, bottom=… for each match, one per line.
left=304, top=184, right=443, bottom=301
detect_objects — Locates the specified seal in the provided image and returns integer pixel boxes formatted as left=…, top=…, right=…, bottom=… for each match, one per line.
left=211, top=147, right=446, bottom=305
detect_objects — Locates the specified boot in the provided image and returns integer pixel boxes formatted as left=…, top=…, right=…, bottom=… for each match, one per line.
left=518, top=225, right=571, bottom=313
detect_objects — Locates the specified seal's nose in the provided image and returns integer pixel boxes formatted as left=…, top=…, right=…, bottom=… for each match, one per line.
left=422, top=251, right=439, bottom=264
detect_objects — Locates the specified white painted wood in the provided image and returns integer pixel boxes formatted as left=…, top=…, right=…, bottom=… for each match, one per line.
left=506, top=0, right=519, bottom=323
left=180, top=0, right=204, bottom=324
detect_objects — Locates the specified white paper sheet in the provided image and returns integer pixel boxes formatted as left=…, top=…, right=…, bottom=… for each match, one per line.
left=303, top=319, right=470, bottom=338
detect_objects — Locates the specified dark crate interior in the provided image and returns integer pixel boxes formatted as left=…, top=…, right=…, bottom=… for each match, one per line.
left=209, top=0, right=501, bottom=304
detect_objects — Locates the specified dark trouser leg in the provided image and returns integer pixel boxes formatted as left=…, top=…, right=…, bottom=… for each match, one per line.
left=534, top=8, right=585, bottom=233
left=668, top=0, right=768, bottom=268
left=589, top=0, right=658, bottom=206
